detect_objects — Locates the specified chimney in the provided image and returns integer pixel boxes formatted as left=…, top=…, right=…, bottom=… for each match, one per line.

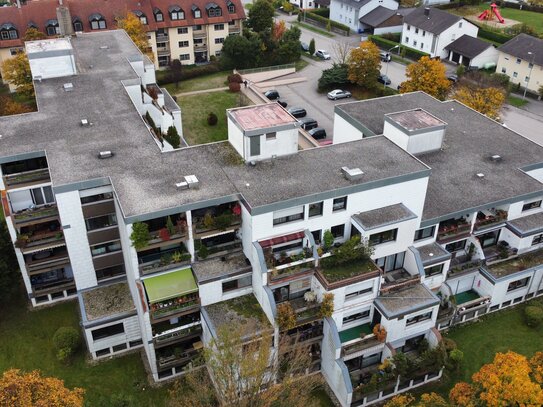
left=424, top=7, right=430, bottom=17
left=56, top=4, right=74, bottom=36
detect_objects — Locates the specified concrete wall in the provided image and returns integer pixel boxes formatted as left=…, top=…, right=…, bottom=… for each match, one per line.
left=85, top=315, right=142, bottom=358
left=381, top=305, right=438, bottom=344
left=333, top=115, right=365, bottom=144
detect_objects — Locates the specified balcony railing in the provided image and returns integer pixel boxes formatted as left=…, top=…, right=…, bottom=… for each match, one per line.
left=156, top=33, right=168, bottom=42
left=157, top=46, right=171, bottom=56
left=12, top=205, right=58, bottom=225
left=157, top=348, right=199, bottom=369
left=32, top=278, right=75, bottom=295
left=342, top=334, right=383, bottom=358
left=154, top=324, right=202, bottom=348
left=269, top=258, right=315, bottom=282
left=17, top=230, right=64, bottom=252
left=26, top=251, right=70, bottom=273
left=193, top=214, right=241, bottom=238
left=193, top=32, right=206, bottom=39
left=228, top=26, right=240, bottom=33
left=3, top=168, right=50, bottom=189
left=437, top=222, right=471, bottom=242
left=150, top=293, right=200, bottom=322
left=139, top=256, right=191, bottom=276
left=474, top=210, right=507, bottom=231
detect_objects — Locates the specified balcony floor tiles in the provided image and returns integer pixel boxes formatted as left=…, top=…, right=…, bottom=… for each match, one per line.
left=339, top=323, right=372, bottom=343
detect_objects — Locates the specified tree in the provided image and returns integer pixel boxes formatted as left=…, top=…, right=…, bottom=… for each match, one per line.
left=220, top=34, right=260, bottom=69
left=318, top=63, right=349, bottom=91
left=0, top=95, right=33, bottom=116
left=418, top=393, right=449, bottom=406
left=0, top=369, right=84, bottom=406
left=333, top=40, right=351, bottom=65
left=384, top=394, right=415, bottom=407
left=274, top=26, right=301, bottom=64
left=1, top=52, right=34, bottom=97
left=116, top=12, right=154, bottom=62
left=400, top=56, right=451, bottom=100
left=0, top=217, right=20, bottom=303
left=168, top=322, right=322, bottom=407
left=164, top=126, right=181, bottom=148
left=530, top=352, right=543, bottom=384
left=453, top=86, right=505, bottom=120
left=309, top=38, right=316, bottom=56
left=347, top=41, right=381, bottom=90
left=169, top=59, right=183, bottom=88
left=23, top=27, right=46, bottom=41
left=272, top=20, right=286, bottom=41
left=246, top=0, right=275, bottom=34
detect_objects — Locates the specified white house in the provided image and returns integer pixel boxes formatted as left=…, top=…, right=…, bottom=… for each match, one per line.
left=359, top=6, right=415, bottom=35
left=444, top=35, right=499, bottom=68
left=401, top=7, right=478, bottom=59
left=330, top=0, right=398, bottom=33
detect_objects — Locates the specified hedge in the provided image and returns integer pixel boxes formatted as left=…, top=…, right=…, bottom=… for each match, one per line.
left=156, top=63, right=220, bottom=85
left=298, top=12, right=350, bottom=34
left=477, top=27, right=513, bottom=44
left=501, top=1, right=543, bottom=13
left=309, top=8, right=330, bottom=18
left=368, top=35, right=429, bottom=61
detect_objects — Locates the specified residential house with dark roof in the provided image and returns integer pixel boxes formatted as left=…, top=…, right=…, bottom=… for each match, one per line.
left=329, top=0, right=398, bottom=33
left=358, top=6, right=415, bottom=35
left=401, top=7, right=478, bottom=58
left=496, top=33, right=543, bottom=94
left=444, top=34, right=498, bottom=69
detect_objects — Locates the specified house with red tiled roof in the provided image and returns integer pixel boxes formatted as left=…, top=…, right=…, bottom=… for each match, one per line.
left=0, top=0, right=245, bottom=70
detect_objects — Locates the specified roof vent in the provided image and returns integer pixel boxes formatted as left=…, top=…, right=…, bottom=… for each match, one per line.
left=98, top=151, right=114, bottom=159
left=341, top=166, right=364, bottom=181
left=34, top=75, right=42, bottom=82
left=491, top=154, right=502, bottom=162
left=177, top=175, right=199, bottom=190
left=80, top=119, right=90, bottom=126
left=476, top=173, right=485, bottom=179
left=63, top=83, right=74, bottom=92
left=99, top=45, right=109, bottom=50
left=176, top=181, right=189, bottom=190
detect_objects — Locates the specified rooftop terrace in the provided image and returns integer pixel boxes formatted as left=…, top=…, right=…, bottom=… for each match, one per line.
left=191, top=252, right=251, bottom=284
left=205, top=294, right=272, bottom=334
left=81, top=281, right=135, bottom=322
left=374, top=283, right=439, bottom=319
left=484, top=247, right=543, bottom=279
left=228, top=103, right=298, bottom=133
left=385, top=108, right=446, bottom=132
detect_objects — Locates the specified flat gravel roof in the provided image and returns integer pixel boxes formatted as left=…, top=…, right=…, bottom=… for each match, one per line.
left=352, top=203, right=416, bottom=231
left=374, top=283, right=439, bottom=318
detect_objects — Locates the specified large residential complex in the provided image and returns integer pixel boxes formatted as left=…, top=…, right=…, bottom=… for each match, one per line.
left=0, top=0, right=244, bottom=69
left=2, top=30, right=543, bottom=407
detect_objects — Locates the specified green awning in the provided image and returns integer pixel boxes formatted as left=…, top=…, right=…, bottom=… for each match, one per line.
left=143, top=268, right=198, bottom=303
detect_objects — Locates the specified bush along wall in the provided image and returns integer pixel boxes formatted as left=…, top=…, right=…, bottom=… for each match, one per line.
left=297, top=12, right=350, bottom=35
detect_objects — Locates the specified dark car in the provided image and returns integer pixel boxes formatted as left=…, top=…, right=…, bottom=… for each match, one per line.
left=301, top=42, right=309, bottom=52
left=287, top=107, right=307, bottom=118
left=264, top=90, right=280, bottom=100
left=308, top=127, right=327, bottom=140
left=277, top=100, right=288, bottom=108
left=377, top=74, right=391, bottom=85
left=298, top=117, right=318, bottom=130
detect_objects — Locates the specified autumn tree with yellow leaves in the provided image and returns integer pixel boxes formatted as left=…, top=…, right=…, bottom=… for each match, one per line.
left=0, top=95, right=34, bottom=116
left=347, top=41, right=381, bottom=90
left=453, top=85, right=505, bottom=120
left=0, top=52, right=34, bottom=97
left=400, top=56, right=450, bottom=100
left=0, top=369, right=84, bottom=406
left=23, top=28, right=46, bottom=41
left=116, top=12, right=154, bottom=62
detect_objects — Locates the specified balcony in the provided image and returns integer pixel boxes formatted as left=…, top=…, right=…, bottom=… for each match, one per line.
left=154, top=323, right=202, bottom=348
left=380, top=269, right=420, bottom=293
left=192, top=203, right=241, bottom=238
left=156, top=344, right=201, bottom=370
left=157, top=45, right=171, bottom=56
left=195, top=233, right=242, bottom=261
left=340, top=324, right=385, bottom=359
left=149, top=292, right=199, bottom=322
left=316, top=257, right=381, bottom=290
left=3, top=168, right=50, bottom=189
left=25, top=248, right=70, bottom=274
left=12, top=204, right=58, bottom=226
left=131, top=215, right=188, bottom=252
left=138, top=246, right=191, bottom=276
left=193, top=43, right=207, bottom=51
left=16, top=224, right=64, bottom=254
left=228, top=25, right=240, bottom=34
left=474, top=209, right=507, bottom=232
left=453, top=290, right=490, bottom=315
left=290, top=297, right=321, bottom=326
left=32, top=277, right=75, bottom=296
left=283, top=322, right=323, bottom=349
left=156, top=33, right=168, bottom=42
left=484, top=246, right=543, bottom=279
left=193, top=31, right=206, bottom=39
left=437, top=218, right=471, bottom=243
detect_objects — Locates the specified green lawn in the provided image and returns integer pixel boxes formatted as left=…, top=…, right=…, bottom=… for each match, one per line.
left=0, top=291, right=170, bottom=406
left=163, top=70, right=230, bottom=95
left=429, top=305, right=543, bottom=398
left=293, top=22, right=335, bottom=38
left=507, top=94, right=530, bottom=108
left=451, top=5, right=543, bottom=34
left=178, top=90, right=250, bottom=145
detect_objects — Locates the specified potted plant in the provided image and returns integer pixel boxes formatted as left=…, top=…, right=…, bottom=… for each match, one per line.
left=319, top=293, right=334, bottom=318
left=373, top=324, right=387, bottom=342
left=130, top=222, right=150, bottom=250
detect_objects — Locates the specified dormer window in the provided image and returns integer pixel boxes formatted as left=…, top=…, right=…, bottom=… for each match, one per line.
left=169, top=5, right=185, bottom=20
left=72, top=17, right=83, bottom=32
left=27, top=21, right=38, bottom=30
left=227, top=1, right=235, bottom=13
left=0, top=23, right=18, bottom=40
left=206, top=3, right=222, bottom=17
left=89, top=13, right=106, bottom=30
left=154, top=7, right=164, bottom=22
left=133, top=10, right=148, bottom=25
left=192, top=6, right=202, bottom=19
left=45, top=19, right=60, bottom=36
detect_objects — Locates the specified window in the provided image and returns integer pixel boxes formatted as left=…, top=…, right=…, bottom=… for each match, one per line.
left=516, top=58, right=521, bottom=64
left=523, top=200, right=541, bottom=211
left=91, top=323, right=124, bottom=341
left=407, top=25, right=410, bottom=31
left=376, top=252, right=404, bottom=272
left=333, top=196, right=347, bottom=212
left=170, top=8, right=185, bottom=20
left=194, top=38, right=204, bottom=44
left=85, top=214, right=117, bottom=231
left=95, top=264, right=125, bottom=280
left=194, top=9, right=201, bottom=18
left=89, top=15, right=106, bottom=30
left=525, top=76, right=530, bottom=83
left=10, top=47, right=23, bottom=56
left=73, top=20, right=83, bottom=32
left=345, top=287, right=373, bottom=300
left=112, top=343, right=127, bottom=352
left=405, top=37, right=409, bottom=44
left=445, top=239, right=466, bottom=252
left=140, top=16, right=148, bottom=25
left=459, top=22, right=463, bottom=28
left=178, top=27, right=188, bottom=34
left=369, top=228, right=397, bottom=245
left=31, top=186, right=55, bottom=206
left=250, top=135, right=260, bottom=156
left=513, top=72, right=518, bottom=78
left=214, top=23, right=224, bottom=31
left=0, top=27, right=18, bottom=40
left=222, top=275, right=252, bottom=293
left=406, top=311, right=432, bottom=326
left=415, top=28, right=419, bottom=34
left=215, top=51, right=221, bottom=56
left=214, top=38, right=224, bottom=44
left=532, top=234, right=543, bottom=246
left=501, top=67, right=506, bottom=74
left=156, top=42, right=167, bottom=49
left=414, top=226, right=435, bottom=241
left=209, top=8, right=223, bottom=17
left=424, top=263, right=444, bottom=277
left=228, top=4, right=235, bottom=13
left=229, top=21, right=236, bottom=26
left=420, top=43, right=424, bottom=50
left=311, top=230, right=321, bottom=244
left=331, top=224, right=345, bottom=239
left=507, top=277, right=530, bottom=292
left=154, top=9, right=164, bottom=22
left=81, top=192, right=113, bottom=204
left=413, top=40, right=417, bottom=47
left=180, top=54, right=190, bottom=61
left=90, top=240, right=122, bottom=257
left=273, top=207, right=304, bottom=226
left=422, top=30, right=425, bottom=37
left=46, top=23, right=60, bottom=36
left=266, top=132, right=276, bottom=140
left=194, top=25, right=202, bottom=31
left=342, top=310, right=370, bottom=324
left=309, top=202, right=323, bottom=218
left=179, top=40, right=189, bottom=47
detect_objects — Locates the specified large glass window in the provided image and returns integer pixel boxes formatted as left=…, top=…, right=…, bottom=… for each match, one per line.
left=332, top=196, right=347, bottom=212
left=342, top=310, right=370, bottom=324
left=309, top=202, right=323, bottom=218
left=90, top=240, right=122, bottom=257
left=445, top=239, right=466, bottom=252
left=507, top=277, right=530, bottom=292
left=345, top=287, right=372, bottom=300
left=80, top=192, right=113, bottom=205
left=424, top=263, right=444, bottom=277
left=533, top=234, right=543, bottom=245
left=369, top=229, right=397, bottom=245
left=31, top=186, right=55, bottom=206
left=91, top=323, right=124, bottom=341
left=406, top=311, right=432, bottom=326
left=222, top=275, right=252, bottom=293
left=85, top=214, right=117, bottom=231
left=414, top=226, right=435, bottom=241
left=523, top=200, right=542, bottom=211
left=331, top=224, right=345, bottom=239
left=95, top=265, right=125, bottom=281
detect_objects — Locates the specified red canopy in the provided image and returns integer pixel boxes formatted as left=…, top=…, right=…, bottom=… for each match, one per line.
left=259, top=231, right=305, bottom=248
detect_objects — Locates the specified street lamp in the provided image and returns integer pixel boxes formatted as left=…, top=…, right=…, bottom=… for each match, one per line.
left=523, top=51, right=535, bottom=101
left=383, top=45, right=399, bottom=90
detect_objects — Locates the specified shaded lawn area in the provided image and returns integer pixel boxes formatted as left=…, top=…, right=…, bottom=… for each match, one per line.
left=178, top=90, right=250, bottom=145
left=424, top=305, right=543, bottom=398
left=162, top=70, right=230, bottom=95
left=507, top=94, right=530, bottom=108
left=0, top=292, right=170, bottom=406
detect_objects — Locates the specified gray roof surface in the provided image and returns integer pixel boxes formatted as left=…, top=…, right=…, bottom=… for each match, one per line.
left=336, top=92, right=543, bottom=223
left=192, top=252, right=251, bottom=283
left=444, top=35, right=493, bottom=59
left=205, top=294, right=272, bottom=334
left=498, top=34, right=543, bottom=67
left=416, top=242, right=450, bottom=264
left=507, top=212, right=543, bottom=236
left=352, top=203, right=416, bottom=231
left=80, top=281, right=135, bottom=322
left=0, top=30, right=429, bottom=220
left=359, top=6, right=397, bottom=26
left=374, top=283, right=439, bottom=318
left=403, top=7, right=462, bottom=35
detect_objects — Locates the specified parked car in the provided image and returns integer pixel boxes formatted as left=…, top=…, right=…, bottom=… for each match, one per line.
left=264, top=89, right=280, bottom=100
left=301, top=42, right=309, bottom=52
left=277, top=100, right=288, bottom=108
left=447, top=74, right=458, bottom=83
left=327, top=89, right=352, bottom=100
left=298, top=117, right=318, bottom=130
left=308, top=127, right=327, bottom=140
left=380, top=52, right=391, bottom=62
left=377, top=74, right=391, bottom=85
left=315, top=50, right=331, bottom=60
left=287, top=107, right=307, bottom=118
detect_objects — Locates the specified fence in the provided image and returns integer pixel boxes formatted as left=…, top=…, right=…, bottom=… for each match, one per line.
left=298, top=12, right=350, bottom=36
left=237, top=63, right=296, bottom=75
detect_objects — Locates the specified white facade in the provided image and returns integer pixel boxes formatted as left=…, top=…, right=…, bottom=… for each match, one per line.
left=330, top=0, right=398, bottom=33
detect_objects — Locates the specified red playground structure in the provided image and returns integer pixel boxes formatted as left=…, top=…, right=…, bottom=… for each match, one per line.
left=478, top=3, right=505, bottom=24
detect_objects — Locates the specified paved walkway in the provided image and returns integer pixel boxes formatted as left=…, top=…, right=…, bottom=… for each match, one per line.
left=174, top=86, right=228, bottom=97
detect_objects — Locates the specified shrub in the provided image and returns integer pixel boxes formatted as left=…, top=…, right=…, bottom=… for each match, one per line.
left=229, top=81, right=241, bottom=92
left=207, top=112, right=218, bottom=126
left=227, top=73, right=243, bottom=83
left=305, top=11, right=349, bottom=34
left=381, top=32, right=401, bottom=42
left=156, top=63, right=220, bottom=85
left=166, top=216, right=176, bottom=235
left=145, top=111, right=156, bottom=132
left=158, top=228, right=170, bottom=241
left=53, top=327, right=80, bottom=361
left=525, top=305, right=543, bottom=328
left=322, top=229, right=334, bottom=251
left=477, top=27, right=513, bottom=44
left=277, top=302, right=297, bottom=330
left=320, top=236, right=373, bottom=269
left=442, top=337, right=457, bottom=352
left=373, top=324, right=387, bottom=342
left=198, top=245, right=209, bottom=259
left=449, top=348, right=464, bottom=367
left=309, top=38, right=315, bottom=55
left=310, top=8, right=330, bottom=18
left=163, top=126, right=181, bottom=148
left=214, top=213, right=233, bottom=230
left=130, top=222, right=150, bottom=249
left=319, top=293, right=334, bottom=318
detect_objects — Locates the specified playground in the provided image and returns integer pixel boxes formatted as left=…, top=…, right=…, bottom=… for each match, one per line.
left=468, top=3, right=520, bottom=30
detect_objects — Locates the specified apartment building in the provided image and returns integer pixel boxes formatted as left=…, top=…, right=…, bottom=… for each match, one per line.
left=0, top=0, right=244, bottom=71
left=2, top=30, right=543, bottom=406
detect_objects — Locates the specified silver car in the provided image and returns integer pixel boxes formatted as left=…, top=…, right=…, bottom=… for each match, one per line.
left=327, top=89, right=352, bottom=100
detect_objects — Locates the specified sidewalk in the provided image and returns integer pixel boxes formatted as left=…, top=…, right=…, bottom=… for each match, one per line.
left=518, top=97, right=543, bottom=119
